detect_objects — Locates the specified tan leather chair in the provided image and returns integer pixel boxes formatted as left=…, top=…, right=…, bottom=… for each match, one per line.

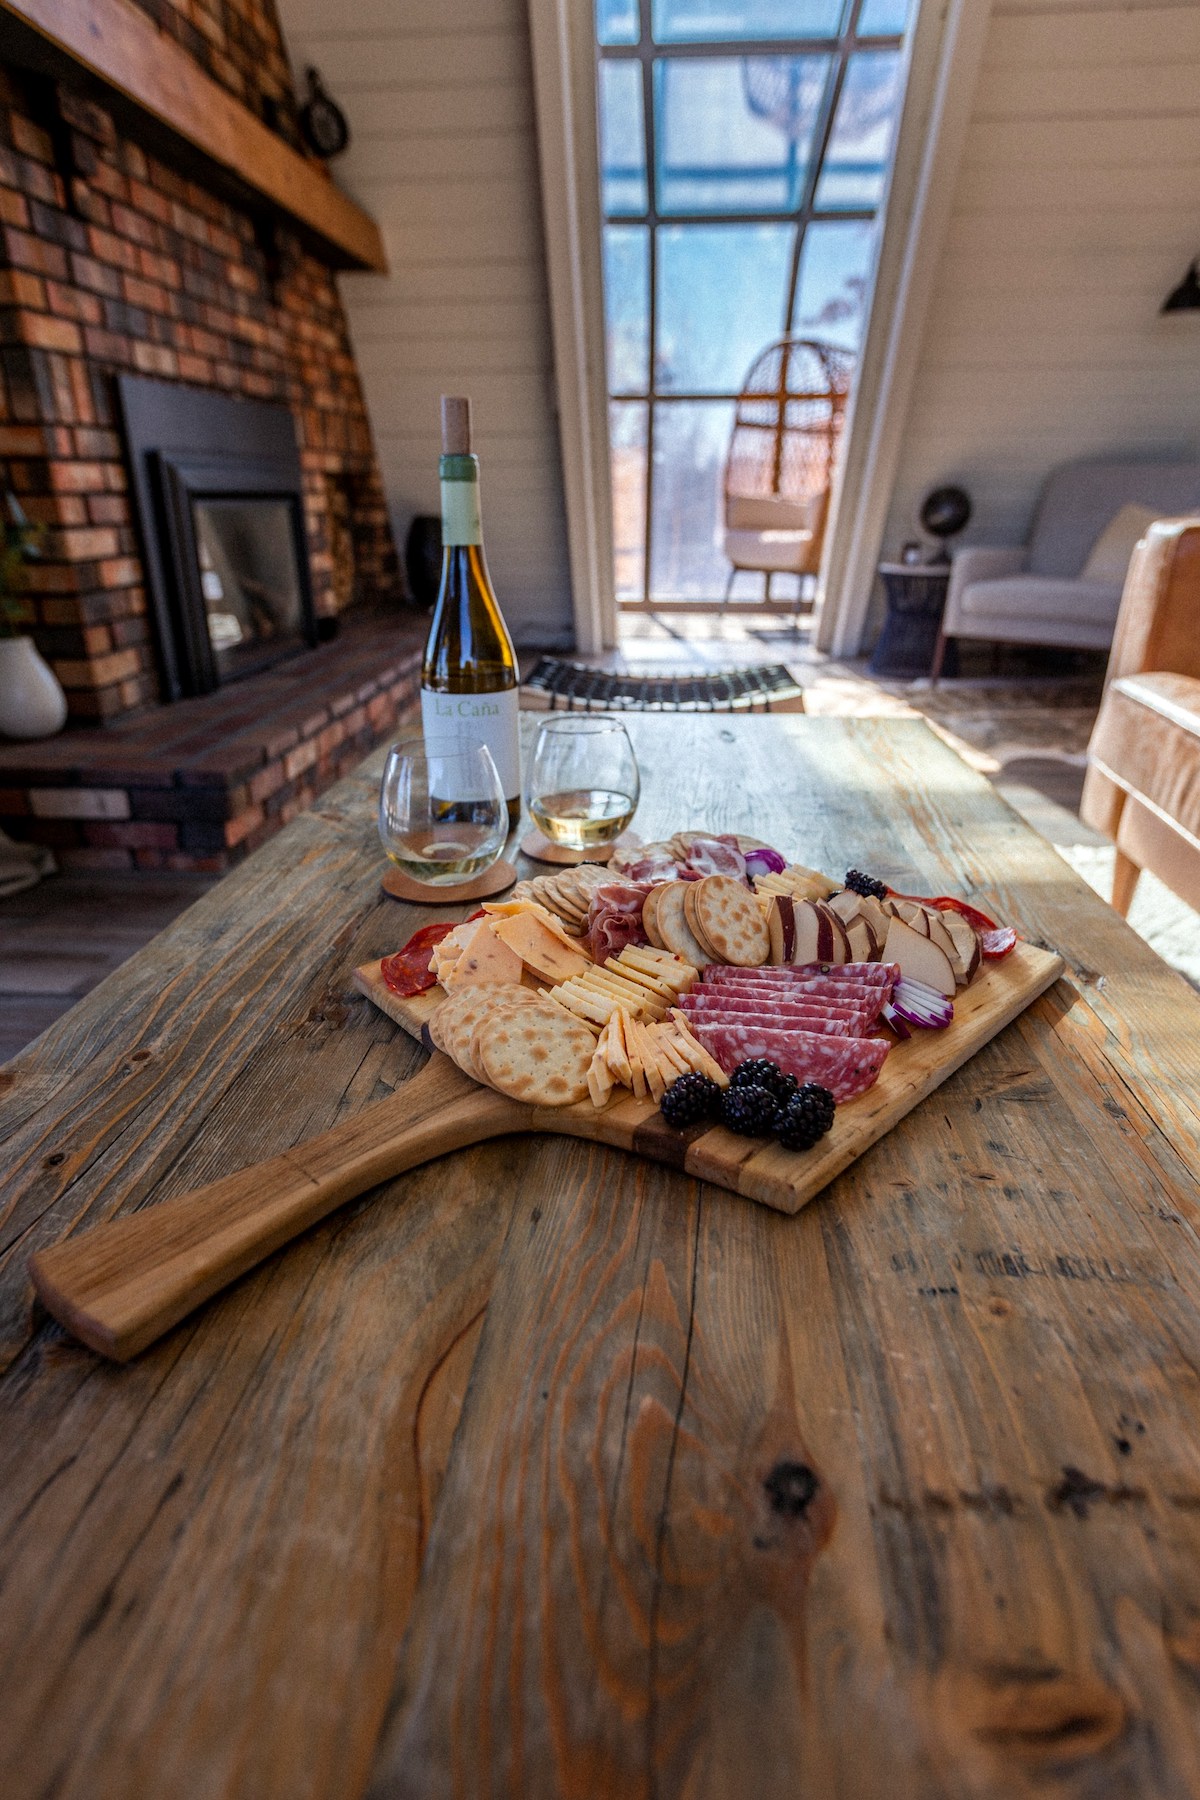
left=1081, top=517, right=1200, bottom=915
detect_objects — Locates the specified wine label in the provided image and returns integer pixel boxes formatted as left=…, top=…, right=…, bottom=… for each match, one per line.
left=440, top=474, right=482, bottom=546
left=421, top=686, right=520, bottom=800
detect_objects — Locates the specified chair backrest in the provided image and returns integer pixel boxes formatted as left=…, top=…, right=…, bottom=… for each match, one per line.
left=1029, top=459, right=1200, bottom=577
left=723, top=338, right=854, bottom=533
left=1104, top=517, right=1200, bottom=688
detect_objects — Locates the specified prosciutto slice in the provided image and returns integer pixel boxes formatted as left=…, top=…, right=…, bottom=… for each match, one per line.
left=680, top=834, right=747, bottom=882
left=586, top=882, right=651, bottom=963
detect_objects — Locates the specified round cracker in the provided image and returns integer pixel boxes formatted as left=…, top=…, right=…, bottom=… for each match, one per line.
left=693, top=873, right=769, bottom=966
left=642, top=884, right=666, bottom=949
left=434, top=986, right=546, bottom=1083
left=682, top=880, right=723, bottom=963
left=655, top=881, right=711, bottom=967
left=476, top=1005, right=594, bottom=1106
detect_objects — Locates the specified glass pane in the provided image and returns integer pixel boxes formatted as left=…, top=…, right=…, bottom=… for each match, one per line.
left=599, top=61, right=647, bottom=216
left=814, top=51, right=903, bottom=211
left=649, top=401, right=735, bottom=600
left=194, top=499, right=305, bottom=681
left=656, top=223, right=793, bottom=392
left=791, top=218, right=875, bottom=350
left=603, top=225, right=650, bottom=393
left=655, top=56, right=830, bottom=213
left=610, top=402, right=648, bottom=599
left=652, top=0, right=846, bottom=42
left=857, top=0, right=912, bottom=34
left=596, top=0, right=639, bottom=45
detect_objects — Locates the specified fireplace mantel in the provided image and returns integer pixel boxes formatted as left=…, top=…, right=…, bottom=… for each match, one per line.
left=0, top=0, right=385, bottom=272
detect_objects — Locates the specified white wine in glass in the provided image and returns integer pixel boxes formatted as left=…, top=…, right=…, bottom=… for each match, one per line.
left=527, top=716, right=639, bottom=852
left=379, top=737, right=507, bottom=885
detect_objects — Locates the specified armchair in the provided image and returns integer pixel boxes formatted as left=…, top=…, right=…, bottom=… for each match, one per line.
left=1081, top=518, right=1200, bottom=915
left=933, top=458, right=1200, bottom=678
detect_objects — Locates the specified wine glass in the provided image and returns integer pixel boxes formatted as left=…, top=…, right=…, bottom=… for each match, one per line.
left=526, top=714, right=640, bottom=852
left=378, top=735, right=507, bottom=885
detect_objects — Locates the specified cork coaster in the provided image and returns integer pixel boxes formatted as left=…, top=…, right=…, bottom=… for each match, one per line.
left=518, top=829, right=618, bottom=866
left=381, top=859, right=518, bottom=904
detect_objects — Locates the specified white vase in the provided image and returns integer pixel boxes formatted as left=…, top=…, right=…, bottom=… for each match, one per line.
left=0, top=635, right=68, bottom=739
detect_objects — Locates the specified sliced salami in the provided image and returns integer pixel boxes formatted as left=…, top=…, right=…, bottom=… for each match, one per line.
left=680, top=998, right=873, bottom=1038
left=703, top=961, right=898, bottom=988
left=682, top=989, right=878, bottom=1022
left=689, top=1021, right=890, bottom=1101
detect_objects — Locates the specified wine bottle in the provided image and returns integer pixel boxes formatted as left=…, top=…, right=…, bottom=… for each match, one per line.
left=420, top=396, right=521, bottom=828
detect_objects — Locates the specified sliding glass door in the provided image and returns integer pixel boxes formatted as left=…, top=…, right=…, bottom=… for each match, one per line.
left=596, top=0, right=913, bottom=609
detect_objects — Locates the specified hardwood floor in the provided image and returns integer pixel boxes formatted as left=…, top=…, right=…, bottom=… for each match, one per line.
left=0, top=872, right=215, bottom=1064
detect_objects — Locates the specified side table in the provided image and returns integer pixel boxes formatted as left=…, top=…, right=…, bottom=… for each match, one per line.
left=869, top=562, right=957, bottom=679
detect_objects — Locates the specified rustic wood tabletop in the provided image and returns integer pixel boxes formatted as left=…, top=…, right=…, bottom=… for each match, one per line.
left=3, top=714, right=1200, bottom=1800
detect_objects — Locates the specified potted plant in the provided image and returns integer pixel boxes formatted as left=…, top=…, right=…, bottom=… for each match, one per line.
left=0, top=491, right=67, bottom=740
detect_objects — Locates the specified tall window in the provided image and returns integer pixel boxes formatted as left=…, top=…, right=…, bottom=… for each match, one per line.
left=596, top=0, right=912, bottom=608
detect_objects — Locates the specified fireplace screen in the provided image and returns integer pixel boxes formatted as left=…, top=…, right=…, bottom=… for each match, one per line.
left=118, top=375, right=318, bottom=700
left=194, top=499, right=307, bottom=682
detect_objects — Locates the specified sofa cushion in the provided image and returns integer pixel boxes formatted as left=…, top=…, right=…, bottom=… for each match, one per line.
left=1088, top=671, right=1200, bottom=846
left=958, top=574, right=1122, bottom=627
left=1080, top=503, right=1160, bottom=583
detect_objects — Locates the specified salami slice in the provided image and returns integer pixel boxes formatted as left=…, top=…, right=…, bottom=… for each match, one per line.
left=680, top=998, right=873, bottom=1037
left=380, top=922, right=457, bottom=997
left=682, top=989, right=878, bottom=1022
left=703, top=961, right=898, bottom=988
left=689, top=1020, right=890, bottom=1101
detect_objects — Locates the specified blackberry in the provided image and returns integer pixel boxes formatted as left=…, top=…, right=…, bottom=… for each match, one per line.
left=844, top=868, right=888, bottom=900
left=719, top=1082, right=780, bottom=1137
left=776, top=1082, right=836, bottom=1151
left=730, top=1058, right=798, bottom=1108
left=660, top=1072, right=722, bottom=1128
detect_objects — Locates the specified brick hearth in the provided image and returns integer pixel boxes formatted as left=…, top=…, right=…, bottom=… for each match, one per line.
left=0, top=613, right=423, bottom=871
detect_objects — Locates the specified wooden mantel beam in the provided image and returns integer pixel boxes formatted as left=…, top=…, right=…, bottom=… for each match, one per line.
left=0, top=0, right=387, bottom=273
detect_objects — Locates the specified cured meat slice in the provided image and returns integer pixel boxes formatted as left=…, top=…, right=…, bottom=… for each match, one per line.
left=702, top=961, right=898, bottom=988
left=681, top=991, right=878, bottom=1024
left=679, top=998, right=873, bottom=1038
left=586, top=882, right=651, bottom=963
left=680, top=834, right=748, bottom=882
left=689, top=1021, right=890, bottom=1101
left=381, top=922, right=457, bottom=996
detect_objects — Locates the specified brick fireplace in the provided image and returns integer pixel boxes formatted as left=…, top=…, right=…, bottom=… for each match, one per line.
left=0, top=0, right=424, bottom=870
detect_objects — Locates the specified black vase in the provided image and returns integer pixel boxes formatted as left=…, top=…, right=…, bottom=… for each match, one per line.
left=405, top=514, right=442, bottom=611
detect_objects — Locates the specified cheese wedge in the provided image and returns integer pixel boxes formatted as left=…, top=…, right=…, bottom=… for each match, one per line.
left=483, top=899, right=590, bottom=957
left=492, top=913, right=592, bottom=984
left=440, top=919, right=524, bottom=990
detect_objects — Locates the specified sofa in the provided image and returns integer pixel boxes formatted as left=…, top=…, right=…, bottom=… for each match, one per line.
left=934, top=459, right=1200, bottom=678
left=1081, top=517, right=1200, bottom=916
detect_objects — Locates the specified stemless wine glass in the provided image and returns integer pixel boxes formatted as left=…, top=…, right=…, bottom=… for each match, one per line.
left=526, top=713, right=640, bottom=852
left=378, top=735, right=507, bottom=885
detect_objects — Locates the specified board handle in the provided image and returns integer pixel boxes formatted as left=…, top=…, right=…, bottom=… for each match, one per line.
left=29, top=1058, right=526, bottom=1363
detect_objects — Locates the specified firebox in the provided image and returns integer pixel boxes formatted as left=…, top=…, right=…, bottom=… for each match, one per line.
left=118, top=376, right=318, bottom=701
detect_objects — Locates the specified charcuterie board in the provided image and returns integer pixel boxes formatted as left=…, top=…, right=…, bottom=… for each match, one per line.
left=30, top=937, right=1063, bottom=1363
left=352, top=939, right=1063, bottom=1212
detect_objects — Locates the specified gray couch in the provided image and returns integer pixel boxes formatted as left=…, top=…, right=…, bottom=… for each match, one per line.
left=937, top=459, right=1200, bottom=673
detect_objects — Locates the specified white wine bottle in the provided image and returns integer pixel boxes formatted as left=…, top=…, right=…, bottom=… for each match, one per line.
left=420, top=396, right=521, bottom=828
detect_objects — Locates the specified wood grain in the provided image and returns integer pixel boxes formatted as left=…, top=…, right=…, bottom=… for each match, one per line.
left=0, top=0, right=387, bottom=270
left=365, top=716, right=1200, bottom=1800
left=5, top=716, right=1200, bottom=1800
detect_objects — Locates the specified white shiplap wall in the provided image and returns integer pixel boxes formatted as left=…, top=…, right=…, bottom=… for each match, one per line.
left=879, top=0, right=1200, bottom=572
left=275, top=0, right=574, bottom=647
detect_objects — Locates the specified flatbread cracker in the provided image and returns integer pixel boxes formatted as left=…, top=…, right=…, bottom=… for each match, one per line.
left=654, top=880, right=711, bottom=968
left=476, top=1004, right=594, bottom=1106
left=692, top=874, right=769, bottom=967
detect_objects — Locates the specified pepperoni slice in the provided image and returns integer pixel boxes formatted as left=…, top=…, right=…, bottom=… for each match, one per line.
left=380, top=922, right=457, bottom=997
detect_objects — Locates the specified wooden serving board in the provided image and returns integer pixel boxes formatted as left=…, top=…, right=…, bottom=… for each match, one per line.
left=31, top=941, right=1062, bottom=1362
left=352, top=940, right=1065, bottom=1212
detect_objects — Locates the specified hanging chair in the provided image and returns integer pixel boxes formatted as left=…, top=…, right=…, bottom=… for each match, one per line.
left=721, top=336, right=854, bottom=606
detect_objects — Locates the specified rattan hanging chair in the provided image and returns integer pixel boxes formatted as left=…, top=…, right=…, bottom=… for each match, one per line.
left=721, top=336, right=854, bottom=607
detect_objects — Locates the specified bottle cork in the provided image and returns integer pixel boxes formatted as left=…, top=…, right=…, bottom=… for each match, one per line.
left=441, top=396, right=471, bottom=456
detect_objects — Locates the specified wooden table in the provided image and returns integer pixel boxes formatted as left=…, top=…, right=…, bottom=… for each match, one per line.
left=4, top=715, right=1200, bottom=1800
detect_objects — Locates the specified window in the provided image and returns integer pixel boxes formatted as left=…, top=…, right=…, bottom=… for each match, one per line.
left=596, top=0, right=912, bottom=606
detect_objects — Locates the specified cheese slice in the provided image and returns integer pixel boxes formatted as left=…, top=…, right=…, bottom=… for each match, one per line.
left=492, top=913, right=592, bottom=983
left=440, top=919, right=524, bottom=990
